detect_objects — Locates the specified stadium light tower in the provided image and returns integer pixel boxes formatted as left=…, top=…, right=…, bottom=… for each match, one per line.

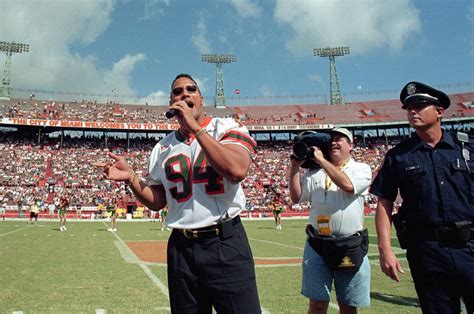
left=0, top=41, right=30, bottom=100
left=201, top=53, right=236, bottom=108
left=314, top=46, right=350, bottom=105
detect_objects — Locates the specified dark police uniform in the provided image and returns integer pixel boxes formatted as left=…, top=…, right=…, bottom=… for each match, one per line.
left=371, top=81, right=474, bottom=313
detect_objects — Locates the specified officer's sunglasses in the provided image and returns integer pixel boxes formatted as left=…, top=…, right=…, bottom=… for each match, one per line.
left=171, top=85, right=198, bottom=96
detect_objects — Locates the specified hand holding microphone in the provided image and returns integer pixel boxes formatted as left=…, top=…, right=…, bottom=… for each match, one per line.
left=165, top=100, right=194, bottom=119
left=165, top=109, right=177, bottom=119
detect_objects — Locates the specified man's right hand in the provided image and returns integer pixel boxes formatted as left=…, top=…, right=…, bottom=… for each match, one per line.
left=310, top=146, right=326, bottom=164
left=103, top=152, right=135, bottom=182
left=379, top=247, right=405, bottom=282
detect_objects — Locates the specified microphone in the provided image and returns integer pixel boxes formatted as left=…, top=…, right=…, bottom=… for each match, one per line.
left=165, top=109, right=177, bottom=119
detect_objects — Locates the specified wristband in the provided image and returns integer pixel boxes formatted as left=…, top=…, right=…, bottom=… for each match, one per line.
left=195, top=128, right=208, bottom=138
left=128, top=172, right=138, bottom=185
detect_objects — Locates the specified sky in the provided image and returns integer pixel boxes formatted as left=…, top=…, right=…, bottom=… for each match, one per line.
left=0, top=0, right=473, bottom=106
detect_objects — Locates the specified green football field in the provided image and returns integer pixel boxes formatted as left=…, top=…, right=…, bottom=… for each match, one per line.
left=0, top=217, right=419, bottom=313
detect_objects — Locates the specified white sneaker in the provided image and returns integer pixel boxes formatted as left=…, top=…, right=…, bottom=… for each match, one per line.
left=112, top=228, right=117, bottom=232
left=107, top=228, right=113, bottom=231
left=63, top=226, right=67, bottom=231
left=60, top=226, right=64, bottom=231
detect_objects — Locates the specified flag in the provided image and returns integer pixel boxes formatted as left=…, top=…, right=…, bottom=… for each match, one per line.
left=234, top=89, right=240, bottom=95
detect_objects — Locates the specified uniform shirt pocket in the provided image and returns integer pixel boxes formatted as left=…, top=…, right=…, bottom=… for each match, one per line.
left=402, top=165, right=425, bottom=192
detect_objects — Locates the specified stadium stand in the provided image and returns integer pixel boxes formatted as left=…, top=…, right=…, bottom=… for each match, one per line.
left=0, top=91, right=472, bottom=219
left=2, top=92, right=472, bottom=125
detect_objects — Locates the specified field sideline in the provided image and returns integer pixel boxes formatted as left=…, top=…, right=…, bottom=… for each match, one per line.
left=0, top=217, right=420, bottom=313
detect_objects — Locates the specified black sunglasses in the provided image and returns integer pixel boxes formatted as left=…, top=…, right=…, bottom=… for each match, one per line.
left=171, top=85, right=198, bottom=96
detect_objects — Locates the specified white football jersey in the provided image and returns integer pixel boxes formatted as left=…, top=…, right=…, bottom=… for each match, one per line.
left=146, top=117, right=256, bottom=229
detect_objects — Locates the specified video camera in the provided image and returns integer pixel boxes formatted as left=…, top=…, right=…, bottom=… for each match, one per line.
left=292, top=131, right=331, bottom=169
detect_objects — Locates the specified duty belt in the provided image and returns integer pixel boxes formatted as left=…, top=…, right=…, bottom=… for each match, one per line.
left=409, top=222, right=473, bottom=243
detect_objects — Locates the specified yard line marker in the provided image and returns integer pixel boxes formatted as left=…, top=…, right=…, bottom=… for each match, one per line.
left=108, top=226, right=270, bottom=313
left=248, top=237, right=304, bottom=250
left=0, top=225, right=35, bottom=238
left=253, top=256, right=300, bottom=260
left=103, top=222, right=169, bottom=300
left=154, top=307, right=171, bottom=312
left=256, top=263, right=300, bottom=268
left=329, top=302, right=339, bottom=310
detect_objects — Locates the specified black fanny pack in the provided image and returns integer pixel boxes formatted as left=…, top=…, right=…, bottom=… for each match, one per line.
left=305, top=225, right=369, bottom=271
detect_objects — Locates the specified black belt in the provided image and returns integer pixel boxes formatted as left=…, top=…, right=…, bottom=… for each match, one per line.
left=177, top=215, right=241, bottom=239
left=409, top=226, right=474, bottom=242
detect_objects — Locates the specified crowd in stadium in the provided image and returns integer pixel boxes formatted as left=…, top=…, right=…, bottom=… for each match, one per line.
left=0, top=131, right=392, bottom=217
left=1, top=99, right=172, bottom=124
left=2, top=89, right=472, bottom=128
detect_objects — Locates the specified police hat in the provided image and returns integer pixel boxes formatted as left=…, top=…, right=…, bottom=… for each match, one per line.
left=400, top=81, right=450, bottom=109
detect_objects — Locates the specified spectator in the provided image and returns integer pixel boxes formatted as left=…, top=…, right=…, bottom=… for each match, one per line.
left=48, top=202, right=56, bottom=218
left=29, top=200, right=40, bottom=224
left=59, top=193, right=69, bottom=231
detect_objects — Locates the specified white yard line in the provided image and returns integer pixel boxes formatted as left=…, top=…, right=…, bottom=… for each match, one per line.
left=0, top=224, right=36, bottom=237
left=248, top=237, right=304, bottom=250
left=107, top=223, right=270, bottom=313
left=103, top=222, right=169, bottom=300
left=329, top=302, right=340, bottom=310
left=253, top=256, right=301, bottom=260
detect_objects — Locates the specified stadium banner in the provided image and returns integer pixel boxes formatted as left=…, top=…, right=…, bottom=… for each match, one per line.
left=1, top=118, right=333, bottom=131
left=2, top=118, right=179, bottom=131
left=246, top=124, right=333, bottom=131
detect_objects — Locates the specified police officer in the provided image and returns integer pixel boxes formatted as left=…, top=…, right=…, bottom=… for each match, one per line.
left=371, top=81, right=473, bottom=313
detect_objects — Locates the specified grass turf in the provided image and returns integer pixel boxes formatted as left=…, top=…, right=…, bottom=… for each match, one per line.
left=0, top=217, right=419, bottom=313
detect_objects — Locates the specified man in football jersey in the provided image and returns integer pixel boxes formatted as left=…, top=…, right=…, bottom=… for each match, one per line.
left=102, top=73, right=261, bottom=313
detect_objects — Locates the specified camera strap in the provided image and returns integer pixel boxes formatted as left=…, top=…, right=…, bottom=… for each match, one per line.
left=324, top=160, right=349, bottom=202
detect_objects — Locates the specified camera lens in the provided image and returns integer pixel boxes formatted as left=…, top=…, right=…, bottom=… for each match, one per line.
left=292, top=142, right=308, bottom=160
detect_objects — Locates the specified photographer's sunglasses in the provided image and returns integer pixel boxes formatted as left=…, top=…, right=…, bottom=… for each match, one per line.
left=171, top=85, right=198, bottom=96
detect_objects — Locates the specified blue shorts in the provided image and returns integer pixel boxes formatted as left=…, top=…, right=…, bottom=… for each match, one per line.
left=301, top=240, right=370, bottom=307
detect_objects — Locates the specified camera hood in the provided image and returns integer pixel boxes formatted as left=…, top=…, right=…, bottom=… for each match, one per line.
left=292, top=131, right=331, bottom=169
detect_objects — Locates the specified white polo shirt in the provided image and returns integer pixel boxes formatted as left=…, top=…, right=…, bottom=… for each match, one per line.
left=299, top=158, right=372, bottom=236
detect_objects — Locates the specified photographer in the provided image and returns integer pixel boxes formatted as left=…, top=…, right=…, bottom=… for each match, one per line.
left=289, top=128, right=372, bottom=313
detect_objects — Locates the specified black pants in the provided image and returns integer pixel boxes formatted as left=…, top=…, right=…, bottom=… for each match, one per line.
left=167, top=220, right=261, bottom=314
left=406, top=240, right=474, bottom=313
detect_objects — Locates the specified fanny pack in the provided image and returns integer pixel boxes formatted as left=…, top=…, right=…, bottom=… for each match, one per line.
left=305, top=225, right=369, bottom=271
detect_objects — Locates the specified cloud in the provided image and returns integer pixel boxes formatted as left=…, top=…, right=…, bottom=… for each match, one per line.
left=308, top=73, right=325, bottom=86
left=0, top=0, right=147, bottom=99
left=103, top=53, right=147, bottom=95
left=193, top=76, right=209, bottom=95
left=468, top=3, right=474, bottom=22
left=274, top=0, right=421, bottom=56
left=260, top=85, right=274, bottom=97
left=192, top=16, right=212, bottom=54
left=468, top=4, right=474, bottom=57
left=138, top=0, right=170, bottom=22
left=140, top=90, right=168, bottom=106
left=228, top=0, right=262, bottom=18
